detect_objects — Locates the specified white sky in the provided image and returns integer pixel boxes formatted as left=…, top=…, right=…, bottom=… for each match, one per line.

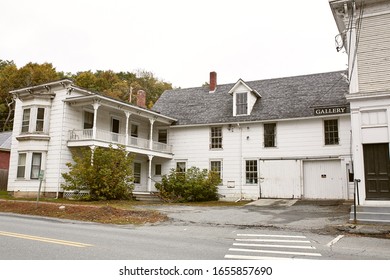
left=0, top=0, right=347, bottom=89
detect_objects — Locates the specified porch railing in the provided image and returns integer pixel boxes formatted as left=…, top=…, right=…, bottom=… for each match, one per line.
left=68, top=129, right=172, bottom=154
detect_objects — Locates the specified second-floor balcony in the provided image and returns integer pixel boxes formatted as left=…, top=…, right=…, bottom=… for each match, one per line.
left=68, top=128, right=173, bottom=157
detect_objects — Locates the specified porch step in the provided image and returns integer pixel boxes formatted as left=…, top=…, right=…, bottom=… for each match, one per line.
left=133, top=192, right=162, bottom=202
left=350, top=206, right=390, bottom=225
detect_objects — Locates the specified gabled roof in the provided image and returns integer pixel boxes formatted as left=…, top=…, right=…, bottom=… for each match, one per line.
left=228, top=79, right=262, bottom=98
left=153, top=70, right=349, bottom=126
left=0, top=131, right=12, bottom=151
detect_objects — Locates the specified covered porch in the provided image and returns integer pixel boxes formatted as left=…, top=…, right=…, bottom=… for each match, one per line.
left=64, top=91, right=176, bottom=193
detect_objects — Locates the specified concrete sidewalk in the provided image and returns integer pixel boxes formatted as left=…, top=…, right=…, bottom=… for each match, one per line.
left=138, top=199, right=390, bottom=238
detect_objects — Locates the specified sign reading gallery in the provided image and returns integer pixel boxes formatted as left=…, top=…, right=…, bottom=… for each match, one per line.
left=314, top=106, right=347, bottom=116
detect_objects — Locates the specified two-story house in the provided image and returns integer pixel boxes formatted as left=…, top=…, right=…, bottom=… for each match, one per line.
left=7, top=79, right=176, bottom=198
left=7, top=70, right=351, bottom=201
left=330, top=0, right=390, bottom=223
left=153, top=71, right=352, bottom=201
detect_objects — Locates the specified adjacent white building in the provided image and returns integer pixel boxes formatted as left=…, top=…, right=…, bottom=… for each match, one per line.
left=329, top=0, right=390, bottom=222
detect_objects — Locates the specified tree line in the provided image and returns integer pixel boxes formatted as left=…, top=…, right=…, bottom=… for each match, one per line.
left=0, top=59, right=173, bottom=131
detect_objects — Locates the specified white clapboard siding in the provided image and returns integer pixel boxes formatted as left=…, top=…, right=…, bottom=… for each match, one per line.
left=169, top=115, right=351, bottom=200
left=357, top=13, right=390, bottom=93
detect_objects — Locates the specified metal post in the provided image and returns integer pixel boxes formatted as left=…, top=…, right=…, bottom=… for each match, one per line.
left=355, top=179, right=361, bottom=205
left=36, top=170, right=44, bottom=208
left=353, top=179, right=361, bottom=223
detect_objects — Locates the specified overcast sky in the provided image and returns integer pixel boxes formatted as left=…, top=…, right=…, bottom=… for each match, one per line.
left=0, top=0, right=347, bottom=88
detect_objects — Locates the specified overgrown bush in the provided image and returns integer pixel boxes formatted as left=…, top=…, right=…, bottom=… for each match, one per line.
left=62, top=145, right=134, bottom=200
left=155, top=167, right=221, bottom=202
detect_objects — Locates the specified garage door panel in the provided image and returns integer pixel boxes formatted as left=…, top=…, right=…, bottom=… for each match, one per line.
left=260, top=160, right=301, bottom=198
left=303, top=160, right=344, bottom=199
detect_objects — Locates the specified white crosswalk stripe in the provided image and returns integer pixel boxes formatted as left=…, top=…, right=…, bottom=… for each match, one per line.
left=225, top=233, right=322, bottom=260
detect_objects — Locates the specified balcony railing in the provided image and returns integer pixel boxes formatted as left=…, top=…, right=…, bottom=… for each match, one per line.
left=68, top=129, right=172, bottom=154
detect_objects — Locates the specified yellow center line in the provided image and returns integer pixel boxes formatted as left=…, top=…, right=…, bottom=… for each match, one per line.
left=0, top=230, right=93, bottom=248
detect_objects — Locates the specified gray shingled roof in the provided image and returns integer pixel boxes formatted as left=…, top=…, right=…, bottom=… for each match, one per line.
left=153, top=71, right=349, bottom=126
left=0, top=131, right=12, bottom=151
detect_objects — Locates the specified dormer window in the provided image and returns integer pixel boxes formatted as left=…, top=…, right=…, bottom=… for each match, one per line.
left=229, top=79, right=262, bottom=117
left=236, top=92, right=248, bottom=115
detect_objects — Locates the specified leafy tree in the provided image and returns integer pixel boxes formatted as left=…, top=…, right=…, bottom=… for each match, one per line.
left=155, top=167, right=221, bottom=202
left=0, top=60, right=62, bottom=130
left=0, top=59, right=173, bottom=130
left=62, top=145, right=134, bottom=200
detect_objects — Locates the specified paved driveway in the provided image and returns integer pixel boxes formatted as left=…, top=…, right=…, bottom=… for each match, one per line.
left=137, top=199, right=353, bottom=235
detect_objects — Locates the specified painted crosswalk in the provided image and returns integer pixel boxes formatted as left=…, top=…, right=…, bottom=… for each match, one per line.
left=225, top=233, right=322, bottom=260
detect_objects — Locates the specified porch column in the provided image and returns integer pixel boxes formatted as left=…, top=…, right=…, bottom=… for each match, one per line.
left=124, top=111, right=131, bottom=146
left=92, top=100, right=101, bottom=140
left=149, top=118, right=155, bottom=150
left=147, top=155, right=154, bottom=192
left=90, top=145, right=96, bottom=166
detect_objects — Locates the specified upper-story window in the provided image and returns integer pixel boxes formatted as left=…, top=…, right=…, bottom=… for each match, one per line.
left=324, top=119, right=339, bottom=145
left=21, top=108, right=31, bottom=133
left=36, top=108, right=45, bottom=132
left=158, top=129, right=168, bottom=144
left=264, top=123, right=276, bottom=148
left=236, top=92, right=248, bottom=115
left=210, top=127, right=222, bottom=149
left=131, top=124, right=138, bottom=137
left=21, top=107, right=47, bottom=133
left=84, top=111, right=94, bottom=129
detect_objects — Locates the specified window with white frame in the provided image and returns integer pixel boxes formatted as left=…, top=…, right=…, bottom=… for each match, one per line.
left=21, top=108, right=31, bottom=133
left=236, top=92, right=248, bottom=115
left=30, top=153, right=42, bottom=179
left=158, top=129, right=168, bottom=144
left=134, top=162, right=141, bottom=184
left=131, top=124, right=138, bottom=137
left=245, top=160, right=258, bottom=184
left=36, top=108, right=45, bottom=132
left=84, top=111, right=94, bottom=129
left=17, top=153, right=27, bottom=178
left=324, top=119, right=339, bottom=145
left=264, top=123, right=276, bottom=148
left=210, top=126, right=222, bottom=149
left=155, top=164, right=162, bottom=176
left=176, top=161, right=186, bottom=173
left=210, top=160, right=222, bottom=183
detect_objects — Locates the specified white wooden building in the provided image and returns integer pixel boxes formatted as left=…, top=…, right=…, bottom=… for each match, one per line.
left=7, top=80, right=175, bottom=198
left=330, top=0, right=390, bottom=223
left=153, top=71, right=352, bottom=201
left=7, top=70, right=352, bottom=201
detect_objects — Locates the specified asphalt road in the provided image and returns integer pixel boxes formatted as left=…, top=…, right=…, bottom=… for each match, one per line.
left=1, top=213, right=390, bottom=260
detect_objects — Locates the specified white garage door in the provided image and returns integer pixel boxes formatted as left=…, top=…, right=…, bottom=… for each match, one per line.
left=303, top=160, right=344, bottom=199
left=259, top=160, right=301, bottom=198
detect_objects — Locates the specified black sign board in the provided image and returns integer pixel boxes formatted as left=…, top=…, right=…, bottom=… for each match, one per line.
left=314, top=106, right=347, bottom=116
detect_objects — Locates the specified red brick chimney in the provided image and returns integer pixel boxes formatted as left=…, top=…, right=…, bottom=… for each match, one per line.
left=209, top=71, right=217, bottom=93
left=136, top=90, right=147, bottom=108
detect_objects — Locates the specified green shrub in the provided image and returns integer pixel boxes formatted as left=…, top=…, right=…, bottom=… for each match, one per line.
left=155, top=167, right=221, bottom=202
left=62, top=145, right=134, bottom=200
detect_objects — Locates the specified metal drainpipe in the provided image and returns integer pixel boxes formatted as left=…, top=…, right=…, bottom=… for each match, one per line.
left=56, top=99, right=67, bottom=199
left=238, top=123, right=243, bottom=200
